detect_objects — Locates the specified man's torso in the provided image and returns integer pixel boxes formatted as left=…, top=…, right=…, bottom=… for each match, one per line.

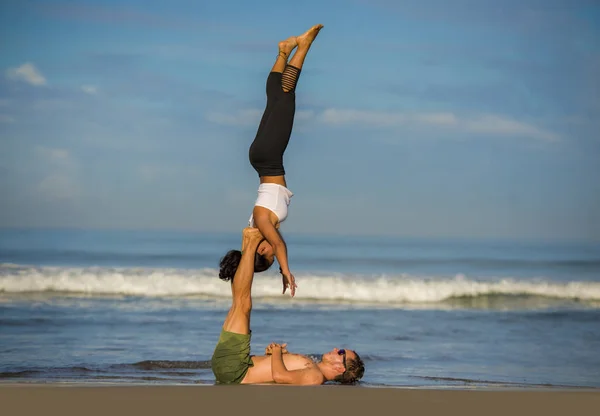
left=241, top=353, right=318, bottom=384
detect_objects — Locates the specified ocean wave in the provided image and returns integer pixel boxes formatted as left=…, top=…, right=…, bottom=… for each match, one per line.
left=3, top=249, right=600, bottom=270
left=1, top=263, right=599, bottom=305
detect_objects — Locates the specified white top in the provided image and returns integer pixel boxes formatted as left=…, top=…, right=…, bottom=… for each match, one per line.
left=248, top=183, right=294, bottom=227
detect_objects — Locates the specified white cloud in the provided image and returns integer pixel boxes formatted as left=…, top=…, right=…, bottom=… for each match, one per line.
left=462, top=115, right=559, bottom=141
left=81, top=85, right=98, bottom=95
left=317, top=108, right=559, bottom=141
left=6, top=63, right=47, bottom=86
left=319, top=108, right=459, bottom=127
left=412, top=112, right=458, bottom=126
left=205, top=107, right=558, bottom=141
left=319, top=108, right=403, bottom=127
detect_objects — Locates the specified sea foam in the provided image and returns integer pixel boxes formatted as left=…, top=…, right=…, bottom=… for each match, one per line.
left=1, top=263, right=599, bottom=305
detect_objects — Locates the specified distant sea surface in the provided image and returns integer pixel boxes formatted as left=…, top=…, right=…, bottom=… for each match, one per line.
left=1, top=228, right=599, bottom=388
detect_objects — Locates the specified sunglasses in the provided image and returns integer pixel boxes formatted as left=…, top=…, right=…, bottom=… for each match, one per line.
left=338, top=349, right=347, bottom=373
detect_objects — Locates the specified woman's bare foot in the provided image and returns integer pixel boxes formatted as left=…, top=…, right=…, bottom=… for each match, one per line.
left=243, top=227, right=263, bottom=240
left=278, top=36, right=298, bottom=58
left=296, top=24, right=323, bottom=48
left=242, top=227, right=263, bottom=251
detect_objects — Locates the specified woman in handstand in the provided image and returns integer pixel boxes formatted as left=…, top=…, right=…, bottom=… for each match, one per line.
left=218, top=24, right=323, bottom=297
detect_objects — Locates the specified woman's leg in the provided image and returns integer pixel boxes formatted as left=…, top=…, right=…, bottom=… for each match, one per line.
left=272, top=37, right=297, bottom=74
left=248, top=24, right=323, bottom=183
left=252, top=37, right=297, bottom=143
left=281, top=24, right=323, bottom=93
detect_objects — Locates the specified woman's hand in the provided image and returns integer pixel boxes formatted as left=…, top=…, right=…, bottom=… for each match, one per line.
left=280, top=269, right=297, bottom=297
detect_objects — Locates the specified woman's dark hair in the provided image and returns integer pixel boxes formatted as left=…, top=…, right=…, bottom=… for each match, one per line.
left=218, top=248, right=274, bottom=282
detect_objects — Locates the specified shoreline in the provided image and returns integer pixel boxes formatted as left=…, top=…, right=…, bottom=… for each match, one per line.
left=2, top=384, right=599, bottom=416
left=2, top=380, right=599, bottom=390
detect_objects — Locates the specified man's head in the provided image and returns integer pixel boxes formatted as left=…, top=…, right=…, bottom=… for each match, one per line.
left=321, top=348, right=365, bottom=384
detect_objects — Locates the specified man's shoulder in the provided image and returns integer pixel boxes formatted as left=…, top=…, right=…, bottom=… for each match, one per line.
left=305, top=365, right=326, bottom=385
left=294, top=355, right=325, bottom=384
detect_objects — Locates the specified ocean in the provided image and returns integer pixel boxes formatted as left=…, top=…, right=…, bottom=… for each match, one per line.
left=1, top=228, right=599, bottom=388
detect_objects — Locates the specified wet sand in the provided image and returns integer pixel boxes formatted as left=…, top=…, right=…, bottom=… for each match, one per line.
left=1, top=384, right=599, bottom=416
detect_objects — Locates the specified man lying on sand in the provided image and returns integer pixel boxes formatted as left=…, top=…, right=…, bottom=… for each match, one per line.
left=211, top=227, right=365, bottom=385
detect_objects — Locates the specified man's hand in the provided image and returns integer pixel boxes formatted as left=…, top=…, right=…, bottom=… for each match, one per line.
left=265, top=342, right=288, bottom=355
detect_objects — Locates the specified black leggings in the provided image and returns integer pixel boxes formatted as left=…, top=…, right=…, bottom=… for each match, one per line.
left=248, top=72, right=296, bottom=177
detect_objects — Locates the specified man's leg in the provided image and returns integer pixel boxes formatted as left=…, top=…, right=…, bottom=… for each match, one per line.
left=221, top=228, right=264, bottom=334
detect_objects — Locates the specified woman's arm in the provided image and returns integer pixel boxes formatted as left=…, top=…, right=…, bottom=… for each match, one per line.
left=252, top=206, right=296, bottom=296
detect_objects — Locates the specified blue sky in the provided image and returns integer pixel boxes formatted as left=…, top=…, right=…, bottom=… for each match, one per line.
left=1, top=0, right=599, bottom=241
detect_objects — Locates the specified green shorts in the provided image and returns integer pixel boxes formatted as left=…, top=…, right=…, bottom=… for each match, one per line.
left=211, top=329, right=254, bottom=384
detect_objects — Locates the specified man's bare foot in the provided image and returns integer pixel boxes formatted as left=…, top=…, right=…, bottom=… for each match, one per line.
left=296, top=24, right=323, bottom=48
left=278, top=36, right=297, bottom=58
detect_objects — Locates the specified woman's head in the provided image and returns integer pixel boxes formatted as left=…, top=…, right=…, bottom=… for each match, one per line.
left=218, top=240, right=275, bottom=282
left=256, top=239, right=275, bottom=267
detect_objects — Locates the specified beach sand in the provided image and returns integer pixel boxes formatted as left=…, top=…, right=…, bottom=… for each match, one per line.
left=2, top=385, right=598, bottom=416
